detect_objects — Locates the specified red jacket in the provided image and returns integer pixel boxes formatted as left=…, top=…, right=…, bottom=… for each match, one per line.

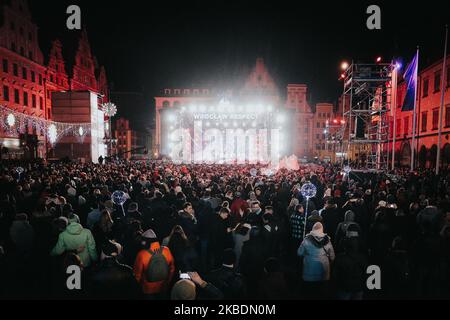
left=133, top=242, right=175, bottom=295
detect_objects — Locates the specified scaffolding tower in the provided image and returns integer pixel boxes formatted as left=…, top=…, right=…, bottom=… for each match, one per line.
left=333, top=62, right=395, bottom=171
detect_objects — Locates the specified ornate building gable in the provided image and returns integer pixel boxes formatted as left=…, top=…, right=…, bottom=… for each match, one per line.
left=71, top=29, right=97, bottom=92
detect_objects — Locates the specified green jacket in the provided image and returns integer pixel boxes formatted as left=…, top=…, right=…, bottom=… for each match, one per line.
left=51, top=222, right=98, bottom=267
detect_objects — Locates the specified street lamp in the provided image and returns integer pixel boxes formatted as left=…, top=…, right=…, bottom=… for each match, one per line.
left=101, top=102, right=118, bottom=157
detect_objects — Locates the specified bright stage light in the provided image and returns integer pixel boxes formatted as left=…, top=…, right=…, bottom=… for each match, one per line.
left=167, top=114, right=177, bottom=123
left=206, top=122, right=211, bottom=127
left=376, top=56, right=382, bottom=63
left=276, top=114, right=286, bottom=124
left=395, top=62, right=402, bottom=70
left=341, top=61, right=349, bottom=70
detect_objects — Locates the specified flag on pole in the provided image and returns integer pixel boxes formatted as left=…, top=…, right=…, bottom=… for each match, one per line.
left=401, top=53, right=419, bottom=111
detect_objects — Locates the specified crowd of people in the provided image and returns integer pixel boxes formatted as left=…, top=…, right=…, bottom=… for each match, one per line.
left=0, top=159, right=449, bottom=300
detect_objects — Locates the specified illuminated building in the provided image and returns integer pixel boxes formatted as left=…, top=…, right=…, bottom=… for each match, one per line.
left=155, top=58, right=337, bottom=163
left=0, top=0, right=109, bottom=159
left=389, top=54, right=450, bottom=168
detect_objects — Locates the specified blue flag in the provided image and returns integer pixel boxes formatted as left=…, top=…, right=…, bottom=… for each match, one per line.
left=401, top=52, right=419, bottom=111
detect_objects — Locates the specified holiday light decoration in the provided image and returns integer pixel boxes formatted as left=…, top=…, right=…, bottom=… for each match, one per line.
left=7, top=113, right=15, bottom=127
left=0, top=105, right=93, bottom=146
left=48, top=124, right=58, bottom=144
left=101, top=102, right=118, bottom=117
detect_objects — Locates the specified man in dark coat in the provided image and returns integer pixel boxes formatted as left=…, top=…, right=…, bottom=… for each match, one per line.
left=90, top=240, right=142, bottom=299
left=209, top=208, right=233, bottom=269
left=320, top=198, right=342, bottom=242
left=207, top=249, right=247, bottom=299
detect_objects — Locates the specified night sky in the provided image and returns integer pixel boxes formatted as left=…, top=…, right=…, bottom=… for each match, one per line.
left=27, top=0, right=450, bottom=130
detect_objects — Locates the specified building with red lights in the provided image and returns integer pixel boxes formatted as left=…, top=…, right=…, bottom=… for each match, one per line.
left=389, top=55, right=450, bottom=168
left=154, top=58, right=337, bottom=161
left=114, top=117, right=149, bottom=160
left=0, top=0, right=109, bottom=158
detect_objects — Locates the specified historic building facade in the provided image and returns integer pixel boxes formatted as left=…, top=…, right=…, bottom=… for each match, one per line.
left=0, top=0, right=109, bottom=158
left=389, top=54, right=450, bottom=168
left=154, top=58, right=337, bottom=161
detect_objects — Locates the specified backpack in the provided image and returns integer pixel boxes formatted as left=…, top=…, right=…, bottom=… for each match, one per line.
left=146, top=247, right=170, bottom=282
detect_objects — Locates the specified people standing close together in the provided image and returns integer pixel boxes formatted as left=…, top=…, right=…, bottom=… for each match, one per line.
left=1, top=160, right=449, bottom=300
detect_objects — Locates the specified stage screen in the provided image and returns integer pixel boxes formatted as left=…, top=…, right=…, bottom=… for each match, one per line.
left=160, top=104, right=294, bottom=164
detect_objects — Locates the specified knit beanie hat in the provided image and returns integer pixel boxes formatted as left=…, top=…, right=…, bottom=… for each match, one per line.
left=171, top=280, right=196, bottom=300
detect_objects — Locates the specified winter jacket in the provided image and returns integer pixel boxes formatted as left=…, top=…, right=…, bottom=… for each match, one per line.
left=9, top=220, right=34, bottom=255
left=289, top=212, right=305, bottom=240
left=258, top=271, right=290, bottom=300
left=207, top=265, right=247, bottom=300
left=133, top=242, right=175, bottom=295
left=321, top=205, right=342, bottom=241
left=51, top=222, right=98, bottom=267
left=90, top=257, right=142, bottom=299
left=298, top=233, right=335, bottom=282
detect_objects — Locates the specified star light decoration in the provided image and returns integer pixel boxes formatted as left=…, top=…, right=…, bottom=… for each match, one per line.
left=101, top=102, right=118, bottom=118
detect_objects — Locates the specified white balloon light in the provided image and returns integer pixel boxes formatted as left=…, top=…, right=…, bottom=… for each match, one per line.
left=78, top=126, right=84, bottom=136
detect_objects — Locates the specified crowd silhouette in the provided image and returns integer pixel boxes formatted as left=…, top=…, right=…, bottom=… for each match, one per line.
left=0, top=159, right=449, bottom=300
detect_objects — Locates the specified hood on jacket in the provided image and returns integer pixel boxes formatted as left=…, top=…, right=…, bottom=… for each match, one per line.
left=344, top=210, right=355, bottom=223
left=307, top=222, right=329, bottom=247
left=66, top=222, right=83, bottom=235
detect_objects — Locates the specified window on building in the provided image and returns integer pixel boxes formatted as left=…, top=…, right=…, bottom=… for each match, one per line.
left=423, top=79, right=429, bottom=97
left=432, top=108, right=439, bottom=130
left=32, top=94, right=36, bottom=108
left=446, top=105, right=450, bottom=128
left=29, top=51, right=33, bottom=60
left=22, top=67, right=27, bottom=80
left=422, top=111, right=428, bottom=132
left=23, top=92, right=28, bottom=106
left=20, top=47, right=24, bottom=56
left=397, top=119, right=401, bottom=136
left=14, top=89, right=20, bottom=104
left=404, top=117, right=409, bottom=135
left=39, top=74, right=43, bottom=85
left=13, top=64, right=18, bottom=76
left=316, top=122, right=320, bottom=128
left=316, top=134, right=320, bottom=139
left=11, top=42, right=16, bottom=52
left=3, top=86, right=9, bottom=101
left=31, top=71, right=35, bottom=83
left=50, top=74, right=54, bottom=83
left=434, top=71, right=441, bottom=93
left=39, top=97, right=43, bottom=110
left=2, top=59, right=8, bottom=73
